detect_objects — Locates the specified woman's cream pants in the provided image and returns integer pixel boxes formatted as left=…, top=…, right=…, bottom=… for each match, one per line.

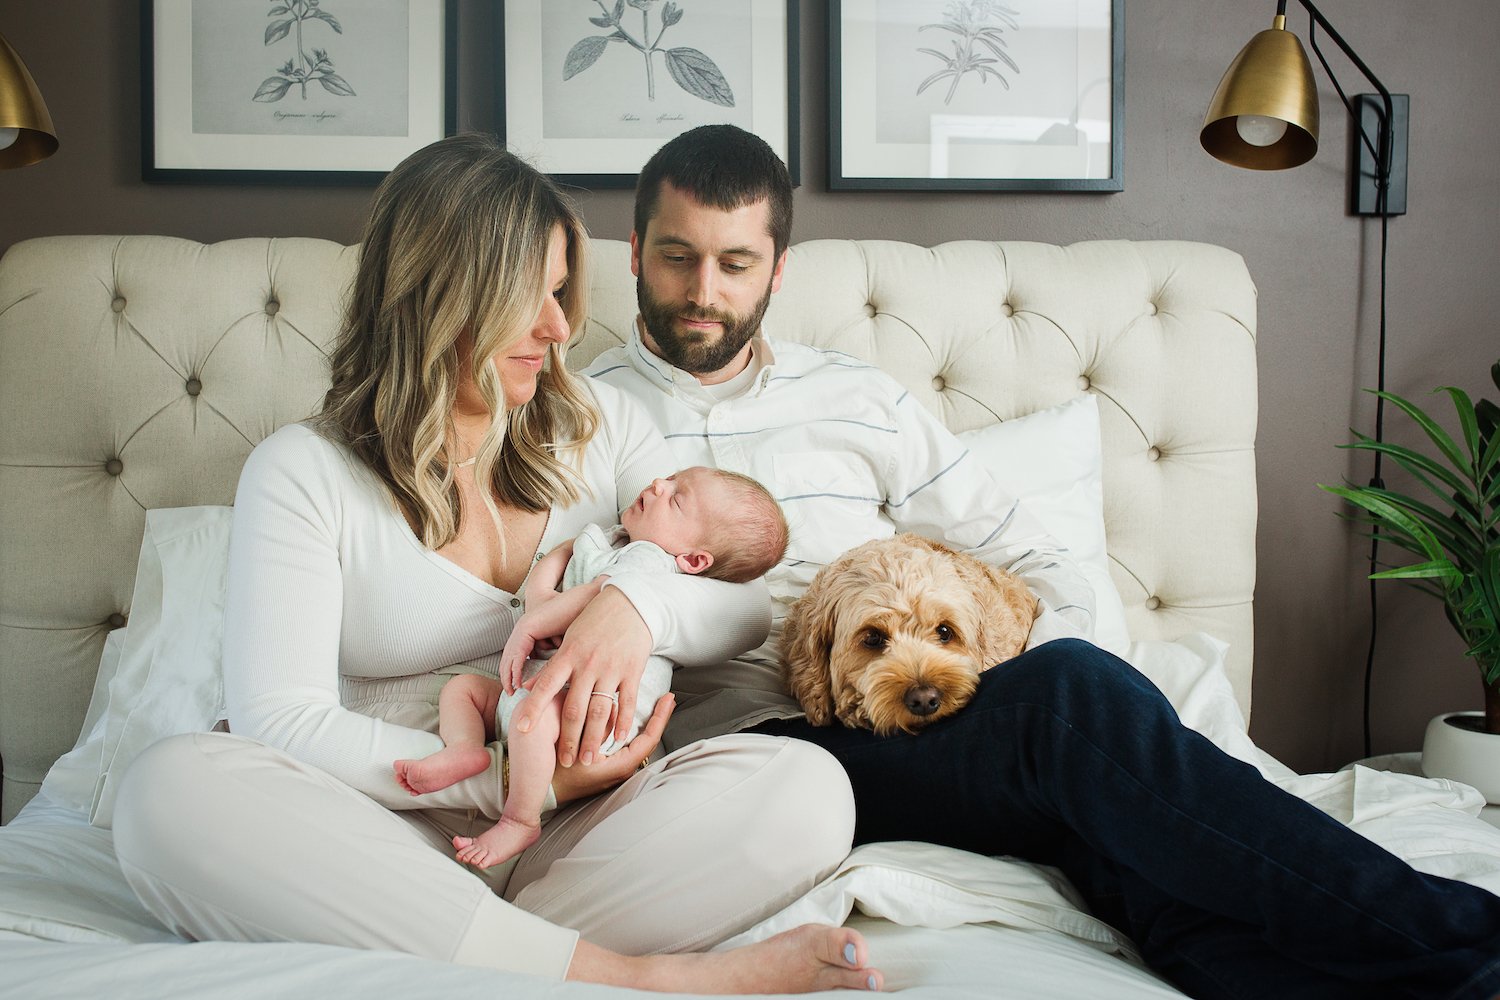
left=112, top=731, right=853, bottom=980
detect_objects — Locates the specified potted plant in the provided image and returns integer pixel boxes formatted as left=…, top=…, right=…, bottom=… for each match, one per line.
left=1320, top=361, right=1500, bottom=795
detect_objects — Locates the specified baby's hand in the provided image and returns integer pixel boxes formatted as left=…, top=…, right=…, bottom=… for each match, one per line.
left=524, top=586, right=558, bottom=616
left=500, top=622, right=537, bottom=694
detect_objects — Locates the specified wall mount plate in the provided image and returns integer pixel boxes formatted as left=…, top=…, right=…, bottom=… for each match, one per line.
left=1352, top=93, right=1408, bottom=217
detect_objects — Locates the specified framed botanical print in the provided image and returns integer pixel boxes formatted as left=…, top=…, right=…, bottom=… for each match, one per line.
left=142, top=0, right=457, bottom=184
left=829, top=0, right=1122, bottom=191
left=498, top=0, right=800, bottom=188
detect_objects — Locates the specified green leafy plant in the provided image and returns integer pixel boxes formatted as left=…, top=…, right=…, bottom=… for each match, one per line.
left=1320, top=360, right=1500, bottom=731
left=254, top=0, right=355, bottom=104
left=566, top=0, right=734, bottom=107
left=917, top=0, right=1020, bottom=106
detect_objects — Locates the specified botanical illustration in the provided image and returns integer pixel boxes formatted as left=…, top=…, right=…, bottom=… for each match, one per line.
left=917, top=0, right=1020, bottom=105
left=565, top=0, right=735, bottom=107
left=253, top=0, right=356, bottom=103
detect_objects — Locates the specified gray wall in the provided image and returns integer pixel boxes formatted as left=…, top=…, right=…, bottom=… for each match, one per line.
left=5, top=1, right=1497, bottom=774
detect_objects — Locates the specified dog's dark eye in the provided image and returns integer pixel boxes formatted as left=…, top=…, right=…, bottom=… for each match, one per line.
left=861, top=630, right=888, bottom=650
left=936, top=624, right=954, bottom=643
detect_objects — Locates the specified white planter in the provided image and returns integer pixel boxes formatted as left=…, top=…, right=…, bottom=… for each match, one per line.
left=1422, top=711, right=1500, bottom=802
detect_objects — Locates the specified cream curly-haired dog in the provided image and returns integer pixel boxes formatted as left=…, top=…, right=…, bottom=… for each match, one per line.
left=782, top=533, right=1037, bottom=735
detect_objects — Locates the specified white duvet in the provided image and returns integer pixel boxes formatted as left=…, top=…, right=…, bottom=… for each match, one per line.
left=7, top=635, right=1500, bottom=999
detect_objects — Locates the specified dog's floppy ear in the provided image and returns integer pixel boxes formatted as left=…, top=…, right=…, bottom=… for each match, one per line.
left=781, top=569, right=840, bottom=726
left=973, top=561, right=1038, bottom=666
left=941, top=546, right=1038, bottom=667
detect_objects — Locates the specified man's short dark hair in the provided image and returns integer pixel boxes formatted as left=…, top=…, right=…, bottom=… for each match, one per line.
left=634, top=125, right=793, bottom=257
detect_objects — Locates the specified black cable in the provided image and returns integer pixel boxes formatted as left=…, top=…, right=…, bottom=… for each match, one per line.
left=1360, top=192, right=1390, bottom=760
left=1310, top=19, right=1392, bottom=759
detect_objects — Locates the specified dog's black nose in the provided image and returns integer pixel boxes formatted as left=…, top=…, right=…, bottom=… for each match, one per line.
left=904, top=685, right=942, bottom=716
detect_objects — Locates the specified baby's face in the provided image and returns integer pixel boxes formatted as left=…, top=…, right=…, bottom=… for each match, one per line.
left=621, top=468, right=720, bottom=557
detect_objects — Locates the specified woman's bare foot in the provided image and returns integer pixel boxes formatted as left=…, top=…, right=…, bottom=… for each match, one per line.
left=393, top=746, right=491, bottom=795
left=452, top=814, right=541, bottom=869
left=570, top=923, right=883, bottom=993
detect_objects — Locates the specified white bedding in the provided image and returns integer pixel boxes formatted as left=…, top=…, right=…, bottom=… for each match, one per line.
left=1, top=921, right=1173, bottom=1000
left=8, top=647, right=1500, bottom=999
left=2, top=791, right=1184, bottom=1000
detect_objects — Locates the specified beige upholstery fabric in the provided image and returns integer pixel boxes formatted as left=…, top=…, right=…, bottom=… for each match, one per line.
left=0, top=235, right=1257, bottom=823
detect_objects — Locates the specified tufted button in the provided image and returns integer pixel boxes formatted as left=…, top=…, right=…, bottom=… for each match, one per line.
left=105, top=458, right=123, bottom=476
left=265, top=298, right=281, bottom=315
left=107, top=613, right=127, bottom=628
left=1077, top=374, right=1091, bottom=391
left=111, top=296, right=126, bottom=313
left=863, top=302, right=876, bottom=318
left=1001, top=302, right=1014, bottom=317
left=509, top=597, right=521, bottom=608
left=1147, top=446, right=1162, bottom=462
left=1146, top=301, right=1159, bottom=316
left=931, top=375, right=946, bottom=391
left=186, top=377, right=203, bottom=396
left=1145, top=596, right=1162, bottom=611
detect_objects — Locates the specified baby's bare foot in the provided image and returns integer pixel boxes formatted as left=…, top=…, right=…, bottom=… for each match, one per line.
left=393, top=746, right=491, bottom=795
left=648, top=924, right=882, bottom=993
left=453, top=815, right=541, bottom=869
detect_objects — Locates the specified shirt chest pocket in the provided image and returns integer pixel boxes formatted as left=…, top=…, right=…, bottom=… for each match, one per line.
left=771, top=452, right=889, bottom=567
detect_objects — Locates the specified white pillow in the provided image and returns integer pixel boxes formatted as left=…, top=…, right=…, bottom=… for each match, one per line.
left=33, top=628, right=128, bottom=815
left=1120, top=632, right=1284, bottom=776
left=957, top=395, right=1130, bottom=653
left=88, top=506, right=234, bottom=828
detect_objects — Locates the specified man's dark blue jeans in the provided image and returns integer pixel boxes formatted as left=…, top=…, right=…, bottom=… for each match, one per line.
left=752, top=639, right=1500, bottom=1000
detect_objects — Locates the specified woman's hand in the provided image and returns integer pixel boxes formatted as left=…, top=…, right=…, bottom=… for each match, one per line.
left=502, top=581, right=603, bottom=694
left=549, top=692, right=674, bottom=806
left=513, top=585, right=653, bottom=767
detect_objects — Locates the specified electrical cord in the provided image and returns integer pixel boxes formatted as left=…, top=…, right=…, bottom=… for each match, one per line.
left=1309, top=19, right=1392, bottom=759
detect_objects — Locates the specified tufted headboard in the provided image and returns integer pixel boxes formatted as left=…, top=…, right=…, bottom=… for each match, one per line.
left=0, top=235, right=1258, bottom=823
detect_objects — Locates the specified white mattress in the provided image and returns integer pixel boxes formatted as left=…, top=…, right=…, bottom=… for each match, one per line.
left=12, top=630, right=1500, bottom=1000
left=2, top=791, right=1185, bottom=1000
left=8, top=758, right=1500, bottom=1000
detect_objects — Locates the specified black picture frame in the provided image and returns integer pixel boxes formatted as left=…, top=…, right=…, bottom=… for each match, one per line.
left=141, top=0, right=458, bottom=185
left=496, top=0, right=800, bottom=190
left=828, top=0, right=1123, bottom=192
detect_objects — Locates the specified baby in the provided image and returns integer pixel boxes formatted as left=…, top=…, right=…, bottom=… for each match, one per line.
left=394, top=466, right=788, bottom=868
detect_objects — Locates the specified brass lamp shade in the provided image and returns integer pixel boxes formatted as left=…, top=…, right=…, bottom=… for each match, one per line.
left=1201, top=16, right=1319, bottom=170
left=0, top=31, right=58, bottom=169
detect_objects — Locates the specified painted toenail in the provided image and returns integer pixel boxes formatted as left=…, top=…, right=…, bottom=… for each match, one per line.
left=867, top=975, right=878, bottom=990
left=844, top=943, right=856, bottom=965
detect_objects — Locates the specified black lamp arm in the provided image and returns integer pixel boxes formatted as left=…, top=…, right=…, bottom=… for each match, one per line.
left=1282, top=0, right=1394, bottom=187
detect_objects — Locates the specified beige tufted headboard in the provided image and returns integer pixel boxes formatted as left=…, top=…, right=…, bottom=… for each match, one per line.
left=0, top=235, right=1257, bottom=823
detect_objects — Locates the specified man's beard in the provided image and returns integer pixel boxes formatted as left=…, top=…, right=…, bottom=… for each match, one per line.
left=636, top=273, right=774, bottom=375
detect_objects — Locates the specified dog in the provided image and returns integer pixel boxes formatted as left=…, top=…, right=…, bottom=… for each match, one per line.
left=781, top=533, right=1037, bottom=735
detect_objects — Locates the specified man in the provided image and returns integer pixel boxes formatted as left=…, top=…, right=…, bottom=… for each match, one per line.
left=585, top=125, right=1500, bottom=1000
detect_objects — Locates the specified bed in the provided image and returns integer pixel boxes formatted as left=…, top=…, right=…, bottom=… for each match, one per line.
left=4, top=234, right=1500, bottom=998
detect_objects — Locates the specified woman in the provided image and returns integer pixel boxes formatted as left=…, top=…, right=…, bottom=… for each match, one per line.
left=112, top=133, right=881, bottom=994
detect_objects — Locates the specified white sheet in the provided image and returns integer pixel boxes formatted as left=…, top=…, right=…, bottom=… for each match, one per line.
left=10, top=761, right=1500, bottom=1000
left=2, top=791, right=1187, bottom=1000
left=1, top=919, right=1183, bottom=1000
left=9, top=635, right=1500, bottom=999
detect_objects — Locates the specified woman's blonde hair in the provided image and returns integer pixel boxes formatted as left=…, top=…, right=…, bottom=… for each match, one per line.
left=319, top=133, right=598, bottom=549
